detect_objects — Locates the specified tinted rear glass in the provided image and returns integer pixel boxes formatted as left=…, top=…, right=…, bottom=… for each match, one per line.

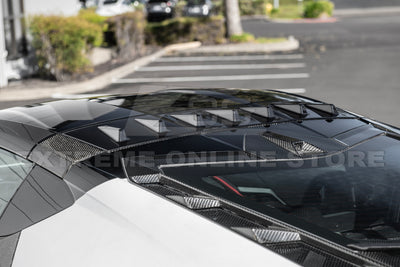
left=100, top=89, right=318, bottom=114
left=162, top=134, right=400, bottom=243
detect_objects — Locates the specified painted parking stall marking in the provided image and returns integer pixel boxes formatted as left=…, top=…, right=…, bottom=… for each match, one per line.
left=154, top=54, right=304, bottom=62
left=136, top=63, right=306, bottom=72
left=112, top=52, right=310, bottom=91
left=113, top=73, right=310, bottom=83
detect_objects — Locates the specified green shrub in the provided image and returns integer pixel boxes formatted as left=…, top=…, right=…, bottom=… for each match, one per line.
left=212, top=0, right=268, bottom=16
left=146, top=16, right=225, bottom=45
left=239, top=0, right=268, bottom=15
left=29, top=15, right=103, bottom=81
left=303, top=0, right=334, bottom=18
left=230, top=32, right=255, bottom=43
left=270, top=8, right=279, bottom=15
left=78, top=8, right=108, bottom=29
left=213, top=0, right=224, bottom=16
left=174, top=1, right=187, bottom=17
left=239, top=0, right=254, bottom=15
left=107, top=11, right=146, bottom=59
left=79, top=8, right=115, bottom=46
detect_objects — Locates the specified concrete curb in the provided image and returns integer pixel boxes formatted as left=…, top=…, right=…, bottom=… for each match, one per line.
left=241, top=15, right=337, bottom=24
left=268, top=17, right=337, bottom=24
left=241, top=15, right=269, bottom=21
left=185, top=36, right=299, bottom=53
left=0, top=41, right=201, bottom=102
left=242, top=6, right=400, bottom=22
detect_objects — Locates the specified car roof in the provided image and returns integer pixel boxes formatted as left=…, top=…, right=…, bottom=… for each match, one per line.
left=2, top=88, right=400, bottom=266
left=0, top=88, right=322, bottom=132
left=0, top=88, right=394, bottom=176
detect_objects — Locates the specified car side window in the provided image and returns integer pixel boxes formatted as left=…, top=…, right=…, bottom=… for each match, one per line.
left=0, top=148, right=34, bottom=215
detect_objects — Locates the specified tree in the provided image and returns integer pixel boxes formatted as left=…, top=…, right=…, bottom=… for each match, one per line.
left=224, top=0, right=243, bottom=37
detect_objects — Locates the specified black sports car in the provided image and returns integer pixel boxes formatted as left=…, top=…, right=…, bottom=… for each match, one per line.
left=1, top=89, right=400, bottom=267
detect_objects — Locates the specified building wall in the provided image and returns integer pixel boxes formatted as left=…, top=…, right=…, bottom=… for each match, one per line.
left=1, top=0, right=83, bottom=84
left=24, top=0, right=81, bottom=16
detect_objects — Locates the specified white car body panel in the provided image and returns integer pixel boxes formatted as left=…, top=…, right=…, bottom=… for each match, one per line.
left=13, top=179, right=296, bottom=267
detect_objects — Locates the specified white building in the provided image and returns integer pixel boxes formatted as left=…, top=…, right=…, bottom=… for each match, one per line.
left=24, top=1, right=82, bottom=16
left=0, top=0, right=82, bottom=87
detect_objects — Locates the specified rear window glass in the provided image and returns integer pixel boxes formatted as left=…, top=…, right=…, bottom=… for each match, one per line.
left=161, top=134, right=400, bottom=243
left=0, top=148, right=34, bottom=215
left=100, top=90, right=319, bottom=115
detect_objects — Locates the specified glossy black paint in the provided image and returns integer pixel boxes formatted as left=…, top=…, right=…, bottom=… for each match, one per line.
left=0, top=99, right=138, bottom=132
left=0, top=89, right=345, bottom=155
left=0, top=120, right=52, bottom=157
left=0, top=232, right=20, bottom=267
left=64, top=164, right=111, bottom=200
left=0, top=166, right=74, bottom=236
left=1, top=89, right=400, bottom=266
left=0, top=88, right=376, bottom=178
left=28, top=142, right=72, bottom=177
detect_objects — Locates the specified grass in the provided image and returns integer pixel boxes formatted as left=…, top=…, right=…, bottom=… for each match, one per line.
left=255, top=37, right=287, bottom=43
left=269, top=4, right=304, bottom=19
left=230, top=33, right=287, bottom=44
left=267, top=0, right=334, bottom=19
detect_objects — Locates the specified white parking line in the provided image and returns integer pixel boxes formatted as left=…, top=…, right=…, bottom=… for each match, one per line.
left=113, top=73, right=310, bottom=84
left=155, top=54, right=304, bottom=62
left=137, top=63, right=306, bottom=72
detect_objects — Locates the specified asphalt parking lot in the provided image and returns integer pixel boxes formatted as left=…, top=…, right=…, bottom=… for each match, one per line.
left=1, top=12, right=399, bottom=127
left=107, top=52, right=309, bottom=93
left=100, top=13, right=400, bottom=127
left=244, top=14, right=400, bottom=126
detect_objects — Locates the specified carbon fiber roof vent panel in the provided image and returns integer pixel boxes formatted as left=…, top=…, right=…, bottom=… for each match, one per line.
left=40, top=134, right=104, bottom=162
left=306, top=104, right=338, bottom=116
left=98, top=126, right=129, bottom=143
left=171, top=114, right=205, bottom=127
left=240, top=107, right=274, bottom=119
left=167, top=195, right=221, bottom=210
left=273, top=104, right=308, bottom=117
left=143, top=184, right=185, bottom=197
left=232, top=227, right=301, bottom=244
left=262, top=132, right=324, bottom=156
left=131, top=173, right=161, bottom=184
left=266, top=242, right=357, bottom=267
left=348, top=241, right=400, bottom=251
left=197, top=208, right=265, bottom=228
left=205, top=109, right=240, bottom=123
left=135, top=118, right=168, bottom=134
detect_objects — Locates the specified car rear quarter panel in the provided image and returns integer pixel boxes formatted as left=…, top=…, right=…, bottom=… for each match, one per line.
left=12, top=179, right=296, bottom=267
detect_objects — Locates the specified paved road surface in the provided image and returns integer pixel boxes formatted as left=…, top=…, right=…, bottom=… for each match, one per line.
left=1, top=13, right=399, bottom=127
left=332, top=0, right=400, bottom=9
left=243, top=14, right=400, bottom=126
